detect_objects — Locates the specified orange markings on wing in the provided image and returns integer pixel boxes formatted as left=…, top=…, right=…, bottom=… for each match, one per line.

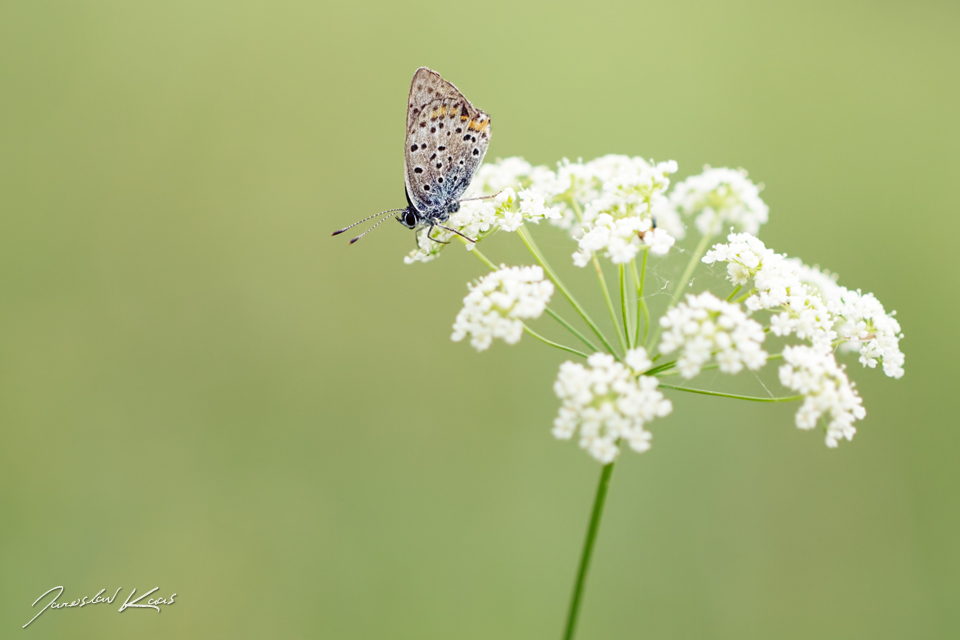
left=468, top=119, right=489, bottom=132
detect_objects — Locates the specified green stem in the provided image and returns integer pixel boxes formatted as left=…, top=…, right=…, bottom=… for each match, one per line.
left=658, top=383, right=802, bottom=403
left=632, top=251, right=649, bottom=348
left=546, top=307, right=600, bottom=353
left=593, top=255, right=626, bottom=354
left=654, top=352, right=784, bottom=377
left=517, top=225, right=619, bottom=358
left=563, top=461, right=616, bottom=640
left=469, top=245, right=499, bottom=271
left=523, top=325, right=590, bottom=359
left=672, top=232, right=714, bottom=305
left=620, top=264, right=632, bottom=349
left=646, top=232, right=713, bottom=352
left=726, top=284, right=742, bottom=302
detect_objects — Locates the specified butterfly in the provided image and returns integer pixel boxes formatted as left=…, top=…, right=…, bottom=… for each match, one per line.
left=332, top=67, right=492, bottom=245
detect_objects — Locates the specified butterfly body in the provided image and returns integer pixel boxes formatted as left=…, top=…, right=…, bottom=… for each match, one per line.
left=332, top=67, right=491, bottom=244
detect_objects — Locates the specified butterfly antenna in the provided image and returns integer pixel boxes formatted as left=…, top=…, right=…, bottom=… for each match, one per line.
left=435, top=224, right=476, bottom=243
left=332, top=208, right=406, bottom=236
left=348, top=214, right=395, bottom=245
left=458, top=190, right=503, bottom=204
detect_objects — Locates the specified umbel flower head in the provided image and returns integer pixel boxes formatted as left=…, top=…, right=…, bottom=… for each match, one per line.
left=552, top=349, right=672, bottom=463
left=403, top=155, right=904, bottom=462
left=779, top=346, right=866, bottom=447
left=451, top=265, right=554, bottom=351
left=669, top=166, right=769, bottom=235
left=658, top=292, right=768, bottom=378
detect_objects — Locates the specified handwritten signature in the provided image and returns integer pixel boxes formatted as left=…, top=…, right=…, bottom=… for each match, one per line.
left=23, top=586, right=177, bottom=628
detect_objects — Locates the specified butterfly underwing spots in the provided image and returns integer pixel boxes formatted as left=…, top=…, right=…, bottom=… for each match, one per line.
left=423, top=185, right=430, bottom=190
left=411, top=144, right=418, bottom=151
left=402, top=67, right=492, bottom=224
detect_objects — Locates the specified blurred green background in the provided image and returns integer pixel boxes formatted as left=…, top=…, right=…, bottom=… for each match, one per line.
left=2, top=1, right=958, bottom=638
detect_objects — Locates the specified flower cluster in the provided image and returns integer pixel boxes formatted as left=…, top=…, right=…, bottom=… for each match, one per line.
left=668, top=167, right=769, bottom=236
left=552, top=350, right=672, bottom=463
left=402, top=155, right=907, bottom=461
left=451, top=265, right=554, bottom=351
left=703, top=233, right=836, bottom=349
left=704, top=232, right=905, bottom=376
left=778, top=346, right=865, bottom=447
left=658, top=292, right=768, bottom=378
left=407, top=155, right=683, bottom=267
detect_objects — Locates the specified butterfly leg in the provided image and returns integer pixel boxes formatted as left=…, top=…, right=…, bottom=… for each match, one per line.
left=425, top=222, right=450, bottom=244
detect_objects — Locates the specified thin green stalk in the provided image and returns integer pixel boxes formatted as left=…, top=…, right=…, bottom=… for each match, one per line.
left=632, top=250, right=649, bottom=348
left=734, top=288, right=756, bottom=304
left=517, top=226, right=619, bottom=358
left=563, top=461, right=616, bottom=640
left=646, top=232, right=713, bottom=352
left=658, top=383, right=802, bottom=403
left=726, top=284, right=742, bottom=302
left=546, top=307, right=600, bottom=353
left=470, top=238, right=598, bottom=355
left=654, top=352, right=784, bottom=377
left=620, top=264, right=632, bottom=349
left=523, top=325, right=590, bottom=359
left=671, top=232, right=714, bottom=305
left=589, top=255, right=625, bottom=354
left=469, top=245, right=498, bottom=271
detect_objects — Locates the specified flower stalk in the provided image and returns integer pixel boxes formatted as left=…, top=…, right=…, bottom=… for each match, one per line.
left=563, top=461, right=616, bottom=640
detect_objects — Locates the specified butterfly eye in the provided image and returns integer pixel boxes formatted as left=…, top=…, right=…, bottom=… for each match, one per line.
left=402, top=210, right=418, bottom=228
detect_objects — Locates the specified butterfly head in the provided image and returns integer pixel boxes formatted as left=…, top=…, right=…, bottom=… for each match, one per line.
left=397, top=207, right=419, bottom=229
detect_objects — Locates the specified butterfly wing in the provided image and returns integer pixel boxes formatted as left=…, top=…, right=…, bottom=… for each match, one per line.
left=404, top=68, right=491, bottom=216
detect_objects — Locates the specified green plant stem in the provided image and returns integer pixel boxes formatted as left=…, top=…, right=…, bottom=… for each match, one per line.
left=517, top=225, right=619, bottom=358
left=563, top=461, right=616, bottom=640
left=652, top=352, right=785, bottom=378
left=726, top=284, right=742, bottom=302
left=546, top=307, right=600, bottom=353
left=672, top=232, right=714, bottom=305
left=646, top=232, right=714, bottom=352
left=468, top=245, right=499, bottom=270
left=631, top=252, right=649, bottom=348
left=523, top=325, right=590, bottom=358
left=620, top=264, right=632, bottom=349
left=658, top=383, right=802, bottom=402
left=591, top=255, right=626, bottom=354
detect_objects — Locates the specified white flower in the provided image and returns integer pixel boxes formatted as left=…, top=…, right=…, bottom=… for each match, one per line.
left=519, top=188, right=562, bottom=223
left=703, top=233, right=836, bottom=349
left=668, top=167, right=769, bottom=236
left=778, top=345, right=865, bottom=447
left=552, top=349, right=672, bottom=463
left=658, top=292, right=768, bottom=378
left=451, top=265, right=554, bottom=351
left=828, top=289, right=905, bottom=379
left=705, top=234, right=905, bottom=377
